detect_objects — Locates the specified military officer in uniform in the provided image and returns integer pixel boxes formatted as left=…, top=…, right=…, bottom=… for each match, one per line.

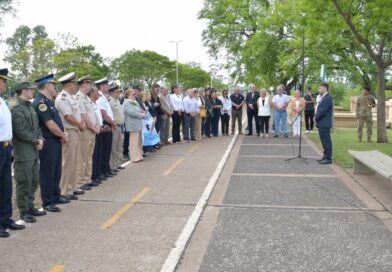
left=0, top=68, right=25, bottom=237
left=75, top=76, right=100, bottom=191
left=356, top=87, right=376, bottom=143
left=108, top=84, right=125, bottom=171
left=32, top=74, right=70, bottom=213
left=95, top=77, right=117, bottom=178
left=12, top=81, right=47, bottom=223
left=55, top=72, right=86, bottom=200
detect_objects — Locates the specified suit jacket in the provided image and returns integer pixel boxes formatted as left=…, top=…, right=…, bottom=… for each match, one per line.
left=245, top=92, right=260, bottom=111
left=315, top=93, right=333, bottom=129
left=123, top=99, right=144, bottom=132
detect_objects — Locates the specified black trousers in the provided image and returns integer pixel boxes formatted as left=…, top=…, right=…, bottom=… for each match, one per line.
left=318, top=127, right=332, bottom=160
left=101, top=130, right=113, bottom=174
left=304, top=110, right=315, bottom=131
left=221, top=114, right=230, bottom=135
left=205, top=115, right=212, bottom=137
left=247, top=110, right=260, bottom=134
left=123, top=131, right=129, bottom=156
left=92, top=133, right=102, bottom=181
left=259, top=116, right=270, bottom=134
left=211, top=115, right=220, bottom=136
left=39, top=137, right=62, bottom=206
left=0, top=144, right=13, bottom=226
left=172, top=112, right=183, bottom=143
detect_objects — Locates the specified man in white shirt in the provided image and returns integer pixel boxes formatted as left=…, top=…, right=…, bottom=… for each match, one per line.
left=272, top=85, right=289, bottom=137
left=95, top=77, right=117, bottom=178
left=183, top=89, right=198, bottom=141
left=0, top=68, right=25, bottom=237
left=170, top=84, right=184, bottom=143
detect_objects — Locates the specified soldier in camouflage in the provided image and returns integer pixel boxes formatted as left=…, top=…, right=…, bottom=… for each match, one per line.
left=356, top=87, right=376, bottom=143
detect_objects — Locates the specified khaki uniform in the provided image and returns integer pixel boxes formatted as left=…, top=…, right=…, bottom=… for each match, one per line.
left=55, top=90, right=82, bottom=196
left=108, top=96, right=124, bottom=169
left=356, top=95, right=376, bottom=142
left=75, top=91, right=97, bottom=187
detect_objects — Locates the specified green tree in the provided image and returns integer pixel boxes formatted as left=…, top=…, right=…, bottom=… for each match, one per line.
left=4, top=25, right=57, bottom=80
left=166, top=63, right=211, bottom=90
left=111, top=49, right=174, bottom=88
left=0, top=0, right=17, bottom=39
left=53, top=45, right=109, bottom=80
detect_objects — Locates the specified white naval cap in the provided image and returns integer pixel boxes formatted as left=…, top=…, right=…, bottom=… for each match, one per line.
left=58, top=72, right=77, bottom=84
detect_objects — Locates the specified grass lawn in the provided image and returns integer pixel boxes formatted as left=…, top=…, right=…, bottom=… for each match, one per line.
left=308, top=127, right=392, bottom=168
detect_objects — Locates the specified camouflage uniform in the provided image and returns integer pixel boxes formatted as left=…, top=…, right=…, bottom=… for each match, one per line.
left=356, top=94, right=376, bottom=142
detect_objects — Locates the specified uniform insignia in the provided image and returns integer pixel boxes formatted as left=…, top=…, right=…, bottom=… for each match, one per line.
left=38, top=104, right=48, bottom=112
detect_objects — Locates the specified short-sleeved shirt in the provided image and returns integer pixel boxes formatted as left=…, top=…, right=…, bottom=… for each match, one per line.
left=96, top=91, right=114, bottom=120
left=230, top=93, right=244, bottom=109
left=55, top=90, right=82, bottom=129
left=108, top=96, right=124, bottom=124
left=0, top=97, right=12, bottom=141
left=272, top=94, right=289, bottom=108
left=76, top=91, right=98, bottom=127
left=304, top=94, right=315, bottom=111
left=32, top=92, right=64, bottom=139
left=93, top=101, right=103, bottom=126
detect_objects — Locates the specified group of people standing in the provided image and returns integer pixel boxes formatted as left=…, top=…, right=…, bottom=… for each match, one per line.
left=0, top=66, right=335, bottom=238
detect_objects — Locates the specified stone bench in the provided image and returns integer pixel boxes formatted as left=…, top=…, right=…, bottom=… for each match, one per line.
left=348, top=150, right=392, bottom=181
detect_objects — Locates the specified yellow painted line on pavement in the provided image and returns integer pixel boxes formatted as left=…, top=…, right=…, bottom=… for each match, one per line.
left=162, top=158, right=185, bottom=176
left=100, top=187, right=150, bottom=230
left=49, top=264, right=65, bottom=272
left=188, top=142, right=201, bottom=153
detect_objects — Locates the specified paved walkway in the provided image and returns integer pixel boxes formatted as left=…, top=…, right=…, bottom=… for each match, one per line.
left=1, top=127, right=392, bottom=271
left=179, top=133, right=392, bottom=272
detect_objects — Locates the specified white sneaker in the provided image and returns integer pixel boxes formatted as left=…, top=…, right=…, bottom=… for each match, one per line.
left=265, top=134, right=269, bottom=138
left=305, top=130, right=310, bottom=134
left=309, top=130, right=313, bottom=133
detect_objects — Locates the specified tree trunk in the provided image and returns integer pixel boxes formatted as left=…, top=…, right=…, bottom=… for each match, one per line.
left=376, top=65, right=388, bottom=143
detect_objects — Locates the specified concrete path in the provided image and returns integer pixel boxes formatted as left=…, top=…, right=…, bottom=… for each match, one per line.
left=2, top=128, right=392, bottom=272
left=0, top=136, right=234, bottom=272
left=178, top=133, right=392, bottom=272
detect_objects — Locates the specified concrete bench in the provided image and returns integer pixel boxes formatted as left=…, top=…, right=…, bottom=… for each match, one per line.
left=348, top=150, right=392, bottom=181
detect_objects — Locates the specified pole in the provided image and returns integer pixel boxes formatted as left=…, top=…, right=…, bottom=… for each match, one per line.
left=175, top=42, right=179, bottom=84
left=301, top=30, right=305, bottom=96
left=170, top=40, right=183, bottom=85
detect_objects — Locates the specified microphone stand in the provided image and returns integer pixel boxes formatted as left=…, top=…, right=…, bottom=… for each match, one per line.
left=285, top=107, right=307, bottom=163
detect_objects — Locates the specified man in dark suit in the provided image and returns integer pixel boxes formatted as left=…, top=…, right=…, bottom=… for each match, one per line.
left=245, top=84, right=260, bottom=136
left=315, top=83, right=333, bottom=164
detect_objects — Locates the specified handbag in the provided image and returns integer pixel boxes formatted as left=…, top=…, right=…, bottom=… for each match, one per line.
left=199, top=108, right=207, bottom=118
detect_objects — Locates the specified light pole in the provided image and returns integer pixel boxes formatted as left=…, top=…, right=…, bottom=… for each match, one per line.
left=301, top=30, right=305, bottom=96
left=170, top=40, right=183, bottom=84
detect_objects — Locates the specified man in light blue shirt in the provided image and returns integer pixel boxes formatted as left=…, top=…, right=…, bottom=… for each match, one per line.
left=272, top=85, right=289, bottom=137
left=183, top=89, right=198, bottom=141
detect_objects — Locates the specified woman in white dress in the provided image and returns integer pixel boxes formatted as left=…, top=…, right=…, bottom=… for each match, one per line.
left=290, top=90, right=305, bottom=136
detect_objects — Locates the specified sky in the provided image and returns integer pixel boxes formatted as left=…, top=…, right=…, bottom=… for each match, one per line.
left=0, top=0, right=215, bottom=72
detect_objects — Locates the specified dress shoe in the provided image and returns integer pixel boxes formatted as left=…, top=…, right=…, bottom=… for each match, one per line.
left=21, top=213, right=36, bottom=223
left=273, top=135, right=279, bottom=138
left=105, top=173, right=114, bottom=178
left=3, top=221, right=25, bottom=230
left=79, top=184, right=91, bottom=191
left=316, top=158, right=325, bottom=162
left=73, top=189, right=85, bottom=195
left=0, top=228, right=10, bottom=238
left=191, top=138, right=197, bottom=141
left=246, top=133, right=252, bottom=136
left=44, top=205, right=61, bottom=212
left=29, top=208, right=46, bottom=216
left=99, top=175, right=108, bottom=181
left=117, top=166, right=125, bottom=170
left=88, top=180, right=100, bottom=187
left=67, top=194, right=78, bottom=200
left=111, top=169, right=119, bottom=173
left=57, top=196, right=71, bottom=204
left=319, top=159, right=332, bottom=164
left=284, top=134, right=288, bottom=138
left=256, top=133, right=260, bottom=137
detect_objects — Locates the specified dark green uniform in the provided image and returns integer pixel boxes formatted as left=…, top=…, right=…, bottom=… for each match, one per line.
left=11, top=99, right=43, bottom=215
left=356, top=94, right=376, bottom=142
